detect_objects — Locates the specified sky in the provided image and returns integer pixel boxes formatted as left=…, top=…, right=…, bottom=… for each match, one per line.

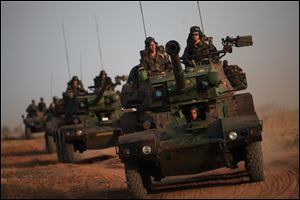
left=1, top=1, right=299, bottom=128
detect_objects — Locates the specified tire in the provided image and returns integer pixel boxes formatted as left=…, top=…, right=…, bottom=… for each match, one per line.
left=56, top=131, right=75, bottom=163
left=25, top=126, right=32, bottom=139
left=55, top=131, right=64, bottom=163
left=245, top=141, right=265, bottom=181
left=124, top=162, right=149, bottom=199
left=62, top=139, right=75, bottom=163
left=45, top=133, right=56, bottom=153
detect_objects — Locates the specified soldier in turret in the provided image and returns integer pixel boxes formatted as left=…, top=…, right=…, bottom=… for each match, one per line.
left=182, top=26, right=218, bottom=67
left=38, top=97, right=47, bottom=113
left=94, top=70, right=113, bottom=91
left=64, top=76, right=87, bottom=98
left=26, top=99, right=38, bottom=118
left=140, top=36, right=173, bottom=76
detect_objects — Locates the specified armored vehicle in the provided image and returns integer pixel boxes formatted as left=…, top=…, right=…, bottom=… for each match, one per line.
left=22, top=112, right=46, bottom=139
left=117, top=35, right=264, bottom=198
left=54, top=76, right=125, bottom=163
left=44, top=98, right=65, bottom=153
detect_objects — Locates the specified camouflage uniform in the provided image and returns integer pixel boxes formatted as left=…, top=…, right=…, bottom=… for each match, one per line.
left=26, top=100, right=38, bottom=118
left=140, top=37, right=173, bottom=76
left=64, top=76, right=87, bottom=98
left=182, top=26, right=217, bottom=67
left=94, top=70, right=113, bottom=91
left=38, top=98, right=47, bottom=113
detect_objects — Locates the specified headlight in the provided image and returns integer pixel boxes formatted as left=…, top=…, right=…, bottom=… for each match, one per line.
left=155, top=90, right=162, bottom=98
left=65, top=132, right=71, bottom=136
left=143, top=121, right=151, bottom=130
left=79, top=102, right=86, bottom=108
left=152, top=86, right=166, bottom=99
left=228, top=131, right=238, bottom=140
left=142, top=145, right=151, bottom=154
left=76, top=130, right=83, bottom=136
left=73, top=118, right=80, bottom=124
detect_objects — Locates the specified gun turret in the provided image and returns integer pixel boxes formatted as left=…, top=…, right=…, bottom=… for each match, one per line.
left=181, top=35, right=253, bottom=61
left=165, top=40, right=186, bottom=93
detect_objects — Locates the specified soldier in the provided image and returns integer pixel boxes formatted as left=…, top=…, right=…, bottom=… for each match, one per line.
left=140, top=36, right=173, bottom=76
left=26, top=99, right=38, bottom=118
left=46, top=96, right=58, bottom=116
left=191, top=108, right=198, bottom=121
left=94, top=70, right=113, bottom=91
left=38, top=97, right=47, bottom=113
left=182, top=26, right=217, bottom=67
left=64, top=76, right=87, bottom=98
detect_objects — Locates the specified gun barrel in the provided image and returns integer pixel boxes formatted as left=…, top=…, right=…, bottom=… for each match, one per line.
left=92, top=78, right=108, bottom=106
left=165, top=40, right=186, bottom=92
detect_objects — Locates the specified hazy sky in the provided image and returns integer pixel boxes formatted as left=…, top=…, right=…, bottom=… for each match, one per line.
left=1, top=1, right=299, bottom=128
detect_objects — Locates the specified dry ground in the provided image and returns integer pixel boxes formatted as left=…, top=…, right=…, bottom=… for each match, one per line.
left=1, top=105, right=299, bottom=199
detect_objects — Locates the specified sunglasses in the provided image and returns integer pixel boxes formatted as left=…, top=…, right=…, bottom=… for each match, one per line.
left=192, top=33, right=199, bottom=36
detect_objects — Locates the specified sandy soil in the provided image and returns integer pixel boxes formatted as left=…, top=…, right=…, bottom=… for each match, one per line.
left=1, top=106, right=299, bottom=199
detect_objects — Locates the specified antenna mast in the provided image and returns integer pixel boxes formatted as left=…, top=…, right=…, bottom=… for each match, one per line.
left=196, top=1, right=205, bottom=34
left=95, top=17, right=104, bottom=70
left=61, top=18, right=71, bottom=79
left=50, top=72, right=53, bottom=100
left=80, top=52, right=83, bottom=81
left=139, top=1, right=147, bottom=39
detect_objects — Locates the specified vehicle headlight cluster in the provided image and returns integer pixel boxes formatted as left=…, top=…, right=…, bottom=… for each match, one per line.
left=64, top=129, right=84, bottom=137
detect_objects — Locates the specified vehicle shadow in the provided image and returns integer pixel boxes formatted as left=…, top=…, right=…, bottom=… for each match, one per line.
left=1, top=149, right=49, bottom=157
left=1, top=159, right=57, bottom=169
left=149, top=171, right=250, bottom=194
left=76, top=154, right=114, bottom=164
left=78, top=188, right=132, bottom=199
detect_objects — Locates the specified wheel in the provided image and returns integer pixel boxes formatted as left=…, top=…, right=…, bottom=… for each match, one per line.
left=124, top=162, right=149, bottom=199
left=45, top=132, right=56, bottom=153
left=245, top=141, right=265, bottom=181
left=25, top=126, right=32, bottom=139
left=61, top=139, right=75, bottom=163
left=55, top=131, right=64, bottom=162
left=56, top=131, right=75, bottom=163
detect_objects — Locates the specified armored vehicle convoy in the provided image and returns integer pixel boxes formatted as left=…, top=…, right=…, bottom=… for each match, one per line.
left=117, top=35, right=264, bottom=198
left=54, top=76, right=126, bottom=163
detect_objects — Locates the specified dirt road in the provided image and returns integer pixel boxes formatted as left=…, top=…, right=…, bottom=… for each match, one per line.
left=1, top=108, right=299, bottom=199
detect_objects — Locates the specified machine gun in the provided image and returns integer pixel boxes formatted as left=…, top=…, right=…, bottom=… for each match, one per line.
left=180, top=35, right=253, bottom=62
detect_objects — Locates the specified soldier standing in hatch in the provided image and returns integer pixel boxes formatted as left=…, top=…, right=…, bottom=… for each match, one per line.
left=140, top=36, right=173, bottom=76
left=26, top=99, right=38, bottom=118
left=182, top=26, right=217, bottom=68
left=64, top=76, right=87, bottom=99
left=94, top=70, right=113, bottom=92
left=38, top=97, right=47, bottom=113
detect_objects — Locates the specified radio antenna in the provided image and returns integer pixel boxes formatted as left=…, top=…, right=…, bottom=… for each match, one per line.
left=196, top=1, right=205, bottom=34
left=50, top=72, right=53, bottom=100
left=139, top=1, right=147, bottom=39
left=61, top=18, right=71, bottom=79
left=95, top=17, right=104, bottom=70
left=80, top=52, right=83, bottom=81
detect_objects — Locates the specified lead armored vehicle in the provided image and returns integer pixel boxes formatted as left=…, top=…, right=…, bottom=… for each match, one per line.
left=117, top=35, right=264, bottom=198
